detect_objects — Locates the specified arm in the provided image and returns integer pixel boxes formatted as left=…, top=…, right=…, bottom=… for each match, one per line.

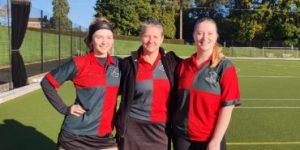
left=41, top=78, right=70, bottom=115
left=207, top=106, right=234, bottom=150
left=41, top=78, right=86, bottom=116
left=207, top=62, right=240, bottom=150
left=41, top=59, right=86, bottom=116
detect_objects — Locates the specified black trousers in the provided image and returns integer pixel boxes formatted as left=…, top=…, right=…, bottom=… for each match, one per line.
left=173, top=136, right=226, bottom=150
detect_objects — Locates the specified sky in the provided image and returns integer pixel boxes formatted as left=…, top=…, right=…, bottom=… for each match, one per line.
left=31, top=0, right=97, bottom=28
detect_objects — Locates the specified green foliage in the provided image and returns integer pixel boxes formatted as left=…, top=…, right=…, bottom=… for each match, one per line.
left=228, top=0, right=299, bottom=46
left=94, top=0, right=298, bottom=46
left=155, top=2, right=178, bottom=38
left=50, top=0, right=72, bottom=30
left=94, top=0, right=178, bottom=38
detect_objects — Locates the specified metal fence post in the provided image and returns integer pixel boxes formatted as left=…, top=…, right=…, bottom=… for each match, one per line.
left=58, top=12, right=61, bottom=66
left=79, top=26, right=82, bottom=55
left=7, top=0, right=12, bottom=90
left=40, top=10, right=44, bottom=73
left=70, top=22, right=73, bottom=58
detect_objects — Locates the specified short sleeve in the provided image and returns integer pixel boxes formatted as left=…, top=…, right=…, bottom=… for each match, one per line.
left=220, top=66, right=241, bottom=107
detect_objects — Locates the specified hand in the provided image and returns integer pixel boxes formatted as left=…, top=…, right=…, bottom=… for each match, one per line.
left=206, top=140, right=220, bottom=150
left=70, top=104, right=86, bottom=117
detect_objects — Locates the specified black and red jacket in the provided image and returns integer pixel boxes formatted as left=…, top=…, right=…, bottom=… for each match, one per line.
left=116, top=46, right=181, bottom=137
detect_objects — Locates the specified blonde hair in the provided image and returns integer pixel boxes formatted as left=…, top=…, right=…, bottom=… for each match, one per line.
left=140, top=20, right=164, bottom=37
left=211, top=44, right=224, bottom=68
left=194, top=18, right=224, bottom=68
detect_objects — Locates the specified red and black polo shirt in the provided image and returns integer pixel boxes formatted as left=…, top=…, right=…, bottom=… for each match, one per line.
left=174, top=53, right=240, bottom=141
left=45, top=52, right=121, bottom=136
left=129, top=53, right=171, bottom=123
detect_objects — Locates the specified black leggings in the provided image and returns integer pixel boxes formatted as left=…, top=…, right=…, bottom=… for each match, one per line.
left=173, top=136, right=226, bottom=150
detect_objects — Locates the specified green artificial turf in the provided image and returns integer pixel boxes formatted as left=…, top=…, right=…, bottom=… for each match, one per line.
left=0, top=82, right=75, bottom=150
left=1, top=59, right=300, bottom=150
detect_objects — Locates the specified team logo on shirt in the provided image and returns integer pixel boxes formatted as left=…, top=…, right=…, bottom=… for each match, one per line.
left=205, top=71, right=218, bottom=85
left=159, top=65, right=165, bottom=72
left=110, top=67, right=120, bottom=78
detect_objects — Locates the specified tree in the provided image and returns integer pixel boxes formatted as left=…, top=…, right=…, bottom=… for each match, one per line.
left=94, top=0, right=178, bottom=38
left=0, top=4, right=9, bottom=19
left=95, top=0, right=148, bottom=35
left=227, top=0, right=299, bottom=46
left=50, top=0, right=72, bottom=30
left=264, top=0, right=299, bottom=46
left=151, top=0, right=178, bottom=38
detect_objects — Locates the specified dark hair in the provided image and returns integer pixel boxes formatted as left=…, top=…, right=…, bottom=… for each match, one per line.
left=84, top=17, right=113, bottom=49
left=140, top=20, right=164, bottom=37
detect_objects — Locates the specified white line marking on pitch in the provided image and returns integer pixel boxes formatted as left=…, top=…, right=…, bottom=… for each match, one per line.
left=228, top=141, right=300, bottom=145
left=237, top=107, right=300, bottom=109
left=238, top=75, right=300, bottom=78
left=243, top=98, right=300, bottom=101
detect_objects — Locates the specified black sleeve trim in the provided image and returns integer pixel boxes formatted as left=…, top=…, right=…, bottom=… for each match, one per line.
left=222, top=99, right=241, bottom=107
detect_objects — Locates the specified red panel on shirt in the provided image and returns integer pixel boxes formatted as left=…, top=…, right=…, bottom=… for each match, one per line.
left=136, top=54, right=161, bottom=81
left=73, top=55, right=107, bottom=88
left=221, top=66, right=240, bottom=102
left=136, top=63, right=153, bottom=81
left=98, top=86, right=119, bottom=135
left=188, top=89, right=221, bottom=141
left=178, top=63, right=196, bottom=89
left=151, top=79, right=171, bottom=122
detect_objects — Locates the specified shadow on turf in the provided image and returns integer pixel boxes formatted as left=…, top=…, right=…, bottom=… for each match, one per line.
left=0, top=119, right=56, bottom=150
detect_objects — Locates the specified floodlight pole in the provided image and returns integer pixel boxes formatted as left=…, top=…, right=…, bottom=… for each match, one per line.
left=40, top=10, right=44, bottom=73
left=70, top=22, right=73, bottom=58
left=179, top=0, right=183, bottom=40
left=58, top=7, right=61, bottom=66
left=7, top=0, right=12, bottom=90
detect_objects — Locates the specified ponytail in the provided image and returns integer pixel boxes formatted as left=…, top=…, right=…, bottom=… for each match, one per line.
left=210, top=44, right=224, bottom=68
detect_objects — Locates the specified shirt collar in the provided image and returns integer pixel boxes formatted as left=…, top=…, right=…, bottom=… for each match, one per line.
left=88, top=51, right=116, bottom=67
left=190, top=53, right=212, bottom=69
left=138, top=51, right=161, bottom=66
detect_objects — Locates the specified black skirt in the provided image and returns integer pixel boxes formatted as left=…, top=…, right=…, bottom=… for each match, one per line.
left=57, top=130, right=117, bottom=150
left=118, top=116, right=169, bottom=150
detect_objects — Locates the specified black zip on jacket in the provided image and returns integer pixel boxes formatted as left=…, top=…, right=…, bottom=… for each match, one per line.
left=116, top=46, right=182, bottom=138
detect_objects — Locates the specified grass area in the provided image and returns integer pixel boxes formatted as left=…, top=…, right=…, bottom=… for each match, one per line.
left=0, top=26, right=85, bottom=66
left=227, top=59, right=300, bottom=150
left=1, top=59, right=300, bottom=149
left=1, top=25, right=299, bottom=67
left=0, top=82, right=75, bottom=150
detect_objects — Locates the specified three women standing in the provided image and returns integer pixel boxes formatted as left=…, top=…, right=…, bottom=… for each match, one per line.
left=41, top=17, right=239, bottom=150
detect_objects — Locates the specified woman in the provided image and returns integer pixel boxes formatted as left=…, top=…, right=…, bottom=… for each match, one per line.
left=173, top=18, right=240, bottom=150
left=116, top=20, right=181, bottom=150
left=41, top=18, right=120, bottom=150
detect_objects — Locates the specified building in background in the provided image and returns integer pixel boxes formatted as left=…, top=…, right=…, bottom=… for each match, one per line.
left=27, top=18, right=41, bottom=29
